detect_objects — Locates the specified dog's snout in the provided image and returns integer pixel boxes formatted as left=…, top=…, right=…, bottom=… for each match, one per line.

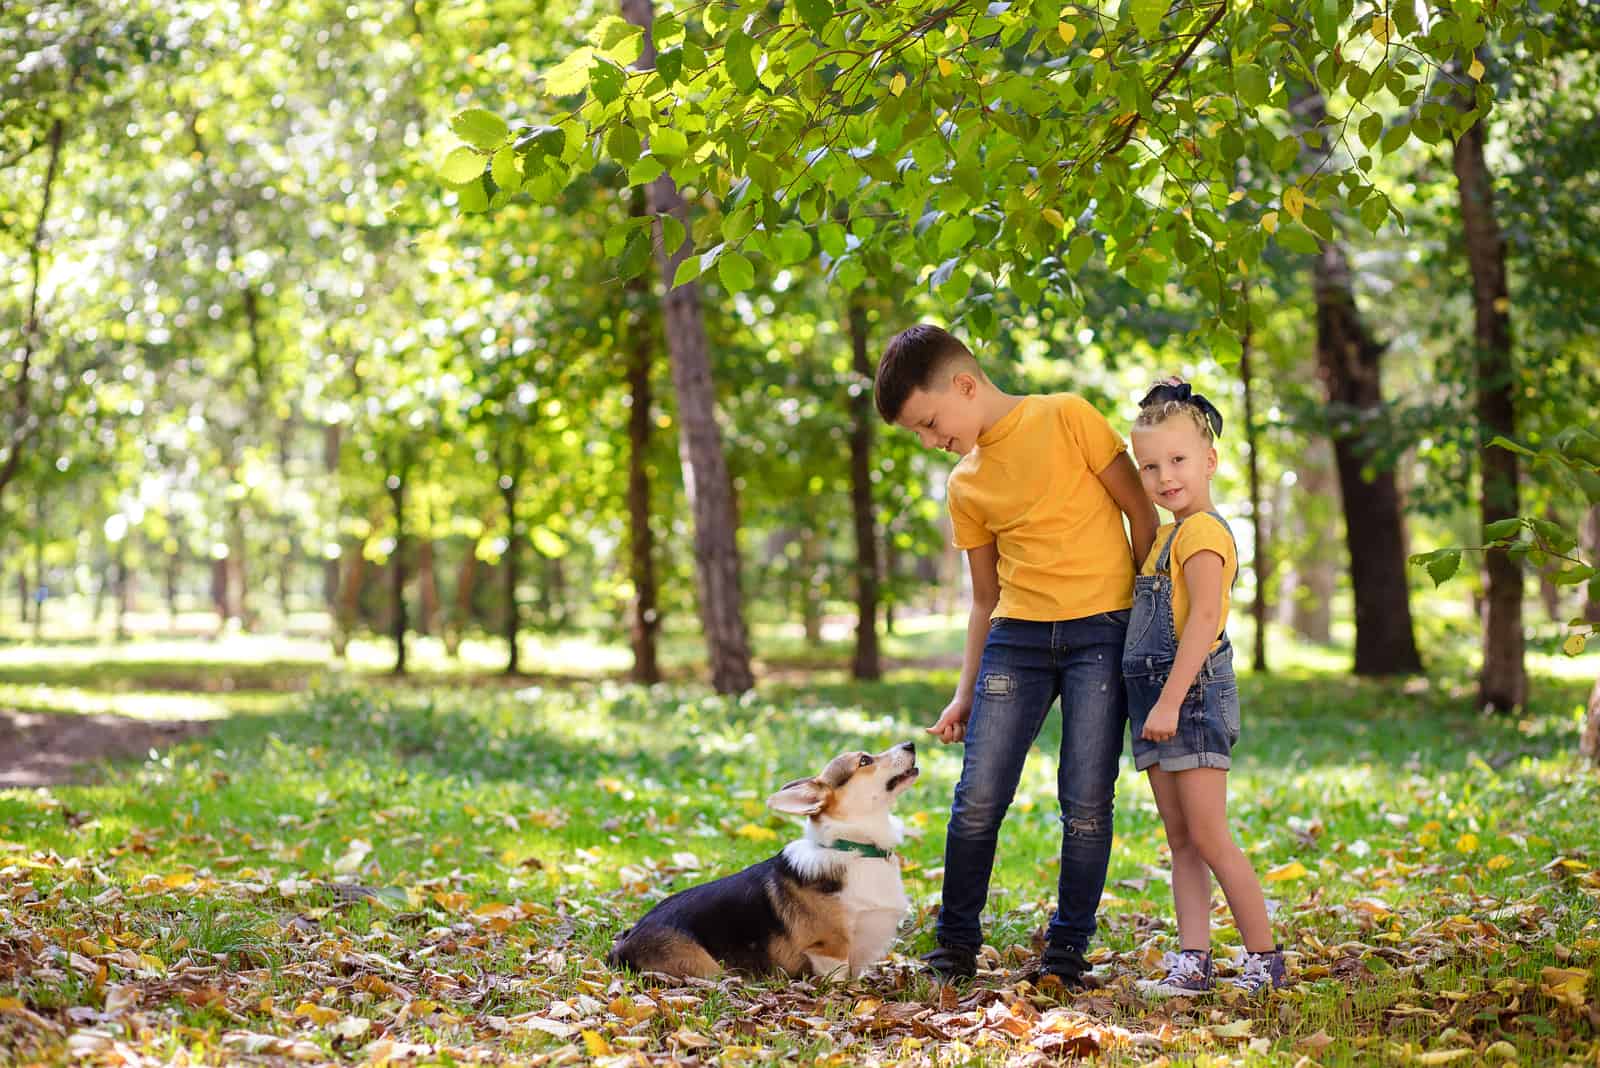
left=898, top=741, right=915, bottom=755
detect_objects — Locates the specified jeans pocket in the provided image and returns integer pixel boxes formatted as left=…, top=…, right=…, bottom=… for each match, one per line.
left=1214, top=680, right=1241, bottom=743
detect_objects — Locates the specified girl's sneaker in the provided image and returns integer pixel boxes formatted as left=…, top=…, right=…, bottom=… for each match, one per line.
left=1136, top=949, right=1214, bottom=997
left=1226, top=948, right=1288, bottom=993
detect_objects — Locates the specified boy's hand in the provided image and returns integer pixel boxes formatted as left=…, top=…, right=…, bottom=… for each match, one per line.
left=927, top=699, right=972, bottom=744
left=1141, top=700, right=1180, bottom=743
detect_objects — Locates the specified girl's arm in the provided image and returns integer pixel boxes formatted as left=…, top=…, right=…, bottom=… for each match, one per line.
left=1141, top=549, right=1225, bottom=742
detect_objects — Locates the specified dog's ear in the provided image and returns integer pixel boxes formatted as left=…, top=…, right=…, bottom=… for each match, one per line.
left=767, top=777, right=828, bottom=816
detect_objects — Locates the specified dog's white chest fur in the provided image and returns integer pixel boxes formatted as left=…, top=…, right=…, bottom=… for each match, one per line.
left=783, top=835, right=909, bottom=978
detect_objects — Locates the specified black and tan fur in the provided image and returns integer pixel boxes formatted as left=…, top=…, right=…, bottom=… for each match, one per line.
left=607, top=742, right=918, bottom=979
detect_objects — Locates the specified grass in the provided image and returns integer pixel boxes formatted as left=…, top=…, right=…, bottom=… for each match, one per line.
left=0, top=628, right=1596, bottom=1064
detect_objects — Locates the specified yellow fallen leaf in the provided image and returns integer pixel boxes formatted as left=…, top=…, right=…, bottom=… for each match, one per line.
left=1540, top=966, right=1590, bottom=1009
left=1412, top=1051, right=1472, bottom=1065
left=1265, top=861, right=1308, bottom=882
left=581, top=1030, right=612, bottom=1056
left=162, top=872, right=194, bottom=890
left=1455, top=833, right=1478, bottom=854
left=293, top=1002, right=341, bottom=1025
left=0, top=997, right=24, bottom=1012
left=734, top=823, right=779, bottom=842
left=1213, top=1019, right=1253, bottom=1039
left=1487, top=854, right=1512, bottom=871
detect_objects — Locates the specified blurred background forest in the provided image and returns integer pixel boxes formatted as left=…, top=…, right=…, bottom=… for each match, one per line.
left=2, top=0, right=1597, bottom=721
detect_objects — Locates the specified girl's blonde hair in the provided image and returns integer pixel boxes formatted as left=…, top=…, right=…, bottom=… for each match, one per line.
left=1134, top=399, right=1216, bottom=443
left=1133, top=379, right=1224, bottom=443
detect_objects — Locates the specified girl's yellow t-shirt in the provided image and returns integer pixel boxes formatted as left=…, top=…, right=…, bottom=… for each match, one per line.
left=947, top=393, right=1133, bottom=621
left=1140, top=513, right=1237, bottom=650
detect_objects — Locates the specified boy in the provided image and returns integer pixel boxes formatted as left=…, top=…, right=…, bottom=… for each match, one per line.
left=875, top=324, right=1157, bottom=987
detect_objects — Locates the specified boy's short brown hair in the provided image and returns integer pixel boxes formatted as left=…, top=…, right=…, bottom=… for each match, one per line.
left=873, top=324, right=976, bottom=423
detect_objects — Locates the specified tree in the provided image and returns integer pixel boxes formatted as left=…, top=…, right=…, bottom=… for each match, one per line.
left=619, top=0, right=754, bottom=694
left=1450, top=59, right=1525, bottom=712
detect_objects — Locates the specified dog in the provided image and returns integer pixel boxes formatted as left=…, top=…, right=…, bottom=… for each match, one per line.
left=607, top=741, right=919, bottom=979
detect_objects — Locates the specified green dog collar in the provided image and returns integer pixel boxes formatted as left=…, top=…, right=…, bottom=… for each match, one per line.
left=828, top=838, right=895, bottom=860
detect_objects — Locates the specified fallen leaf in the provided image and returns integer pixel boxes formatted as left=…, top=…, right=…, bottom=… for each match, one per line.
left=1266, top=861, right=1309, bottom=882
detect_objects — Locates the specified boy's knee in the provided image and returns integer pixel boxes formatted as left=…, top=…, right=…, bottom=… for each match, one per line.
left=1060, top=799, right=1113, bottom=838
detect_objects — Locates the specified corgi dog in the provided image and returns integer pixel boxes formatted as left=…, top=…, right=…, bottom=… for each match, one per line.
left=608, top=741, right=919, bottom=979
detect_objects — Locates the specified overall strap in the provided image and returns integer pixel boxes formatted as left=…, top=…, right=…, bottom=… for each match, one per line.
left=1206, top=510, right=1240, bottom=589
left=1153, top=517, right=1186, bottom=574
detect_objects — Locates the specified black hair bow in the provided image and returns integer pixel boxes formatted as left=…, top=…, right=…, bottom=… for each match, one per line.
left=1139, top=380, right=1224, bottom=438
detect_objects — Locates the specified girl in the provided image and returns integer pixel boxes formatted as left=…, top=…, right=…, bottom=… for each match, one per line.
left=1124, top=379, right=1287, bottom=995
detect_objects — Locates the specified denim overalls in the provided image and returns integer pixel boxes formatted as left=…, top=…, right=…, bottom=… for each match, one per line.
left=1123, top=512, right=1242, bottom=772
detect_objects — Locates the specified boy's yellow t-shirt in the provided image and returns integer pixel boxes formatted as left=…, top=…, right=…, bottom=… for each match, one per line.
left=1140, top=513, right=1237, bottom=651
left=947, top=393, right=1133, bottom=621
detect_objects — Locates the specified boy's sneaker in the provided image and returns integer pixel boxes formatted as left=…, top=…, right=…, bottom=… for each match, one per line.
left=1022, top=945, right=1100, bottom=991
left=919, top=944, right=977, bottom=983
left=1136, top=949, right=1214, bottom=997
left=1226, top=947, right=1288, bottom=993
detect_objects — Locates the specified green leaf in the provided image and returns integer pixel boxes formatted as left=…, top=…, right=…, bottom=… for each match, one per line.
left=656, top=46, right=683, bottom=86
left=452, top=109, right=509, bottom=152
left=1487, top=434, right=1536, bottom=457
left=1552, top=565, right=1596, bottom=587
left=617, top=231, right=651, bottom=280
left=1359, top=114, right=1383, bottom=149
left=1235, top=64, right=1269, bottom=108
left=651, top=126, right=689, bottom=158
left=819, top=222, right=848, bottom=257
left=607, top=124, right=642, bottom=165
left=544, top=47, right=595, bottom=97
left=628, top=156, right=665, bottom=186
left=726, top=31, right=758, bottom=92
left=455, top=177, right=489, bottom=214
left=672, top=255, right=702, bottom=288
left=1424, top=550, right=1462, bottom=586
left=1066, top=233, right=1094, bottom=274
left=773, top=225, right=813, bottom=265
left=1483, top=518, right=1522, bottom=541
left=438, top=147, right=485, bottom=184
left=795, top=0, right=833, bottom=35
left=490, top=147, right=520, bottom=192
left=938, top=215, right=976, bottom=255
left=660, top=214, right=686, bottom=256
left=718, top=250, right=755, bottom=292
left=531, top=527, right=568, bottom=558
left=1128, top=0, right=1165, bottom=40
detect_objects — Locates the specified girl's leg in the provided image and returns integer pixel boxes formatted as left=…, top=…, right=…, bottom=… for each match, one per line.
left=1146, top=768, right=1213, bottom=951
left=1173, top=768, right=1274, bottom=952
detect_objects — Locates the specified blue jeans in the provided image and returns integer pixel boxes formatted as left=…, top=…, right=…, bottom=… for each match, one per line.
left=936, top=612, right=1129, bottom=957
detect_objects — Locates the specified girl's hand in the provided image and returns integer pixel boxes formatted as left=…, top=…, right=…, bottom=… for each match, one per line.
left=927, top=698, right=972, bottom=744
left=1141, top=700, right=1180, bottom=742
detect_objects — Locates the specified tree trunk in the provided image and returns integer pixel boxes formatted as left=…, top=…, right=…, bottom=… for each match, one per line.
left=334, top=543, right=366, bottom=657
left=1239, top=301, right=1269, bottom=673
left=883, top=529, right=898, bottom=635
left=417, top=537, right=439, bottom=636
left=847, top=297, right=882, bottom=680
left=625, top=187, right=663, bottom=685
left=0, top=118, right=65, bottom=505
left=1453, top=103, right=1525, bottom=714
left=1287, top=441, right=1336, bottom=643
left=501, top=472, right=520, bottom=675
left=1580, top=671, right=1600, bottom=767
left=166, top=539, right=180, bottom=632
left=113, top=539, right=130, bottom=643
left=1313, top=241, right=1424, bottom=676
left=622, top=0, right=754, bottom=695
left=800, top=527, right=823, bottom=646
left=389, top=471, right=408, bottom=675
left=445, top=534, right=481, bottom=657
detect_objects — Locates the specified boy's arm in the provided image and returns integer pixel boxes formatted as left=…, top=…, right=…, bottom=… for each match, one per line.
left=928, top=542, right=1000, bottom=744
left=1139, top=550, right=1224, bottom=742
left=1097, top=452, right=1159, bottom=567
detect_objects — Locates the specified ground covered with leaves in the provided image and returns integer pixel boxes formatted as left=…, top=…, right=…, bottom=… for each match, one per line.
left=0, top=654, right=1597, bottom=1066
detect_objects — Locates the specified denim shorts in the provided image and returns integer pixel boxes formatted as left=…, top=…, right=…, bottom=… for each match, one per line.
left=1124, top=645, right=1240, bottom=772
